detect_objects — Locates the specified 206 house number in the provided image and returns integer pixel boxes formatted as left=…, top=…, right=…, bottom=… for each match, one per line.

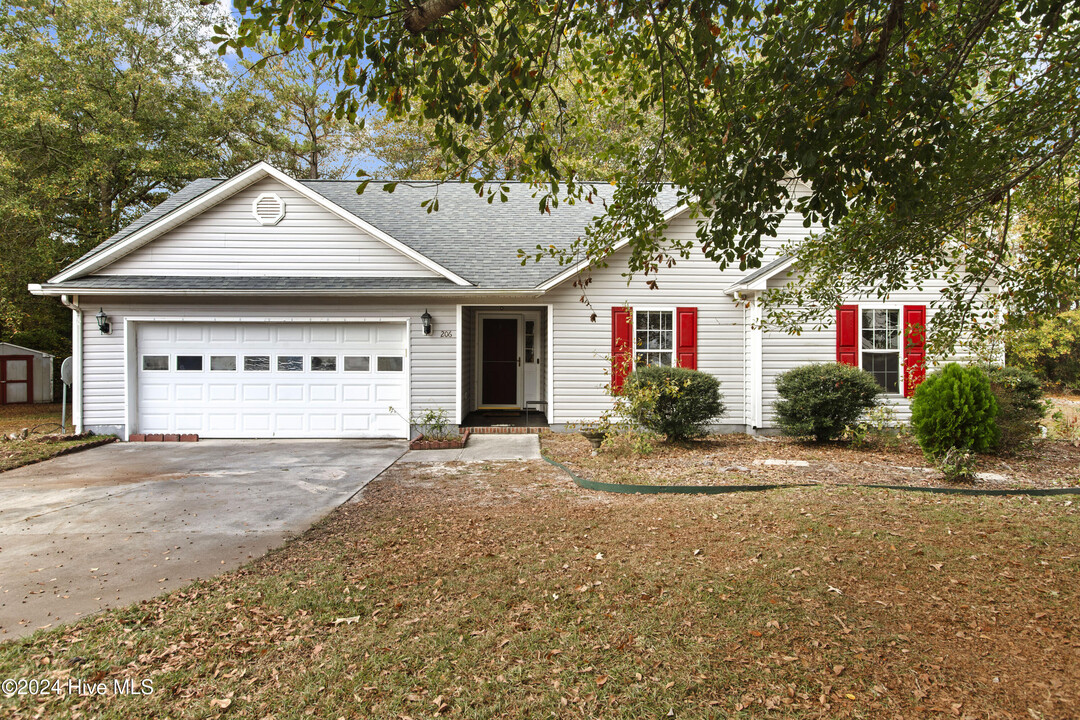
left=440, top=330, right=454, bottom=338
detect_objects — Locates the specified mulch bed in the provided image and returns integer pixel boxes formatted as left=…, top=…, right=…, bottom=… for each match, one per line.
left=542, top=432, right=1080, bottom=490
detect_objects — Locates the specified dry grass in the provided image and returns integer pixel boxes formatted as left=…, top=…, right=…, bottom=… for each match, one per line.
left=0, top=403, right=64, bottom=435
left=543, top=432, right=1080, bottom=490
left=0, top=403, right=105, bottom=472
left=1, top=460, right=1078, bottom=719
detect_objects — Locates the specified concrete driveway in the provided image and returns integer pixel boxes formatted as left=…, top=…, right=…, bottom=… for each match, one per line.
left=0, top=439, right=405, bottom=640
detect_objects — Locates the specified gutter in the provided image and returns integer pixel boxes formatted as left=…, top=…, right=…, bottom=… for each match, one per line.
left=31, top=285, right=549, bottom=298
left=59, top=294, right=83, bottom=433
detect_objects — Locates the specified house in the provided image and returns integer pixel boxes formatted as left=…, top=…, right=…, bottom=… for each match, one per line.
left=29, top=162, right=960, bottom=440
left=0, top=342, right=54, bottom=405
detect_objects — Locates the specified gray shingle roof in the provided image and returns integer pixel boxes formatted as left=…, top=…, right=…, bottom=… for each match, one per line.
left=43, top=276, right=460, bottom=292
left=63, top=177, right=685, bottom=291
left=67, top=179, right=225, bottom=269
left=729, top=255, right=792, bottom=289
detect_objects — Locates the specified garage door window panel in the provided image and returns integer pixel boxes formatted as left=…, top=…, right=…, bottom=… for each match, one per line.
left=277, top=356, right=304, bottom=371
left=377, top=356, right=403, bottom=372
left=211, top=356, right=237, bottom=371
left=311, top=356, right=337, bottom=371
left=244, top=355, right=270, bottom=371
left=344, top=356, right=370, bottom=372
left=177, top=355, right=203, bottom=371
left=142, top=356, right=169, bottom=371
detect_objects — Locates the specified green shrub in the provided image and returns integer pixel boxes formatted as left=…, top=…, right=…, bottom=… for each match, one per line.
left=621, top=365, right=724, bottom=441
left=773, top=363, right=883, bottom=442
left=1007, top=309, right=1080, bottom=391
left=910, top=363, right=999, bottom=458
left=985, top=365, right=1047, bottom=454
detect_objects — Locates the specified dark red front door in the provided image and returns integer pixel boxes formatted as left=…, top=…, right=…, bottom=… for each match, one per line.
left=0, top=355, right=33, bottom=404
left=481, top=318, right=518, bottom=405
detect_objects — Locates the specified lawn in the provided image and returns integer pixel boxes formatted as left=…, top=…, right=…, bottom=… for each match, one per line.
left=0, top=403, right=108, bottom=472
left=1, top=459, right=1077, bottom=719
left=0, top=403, right=66, bottom=435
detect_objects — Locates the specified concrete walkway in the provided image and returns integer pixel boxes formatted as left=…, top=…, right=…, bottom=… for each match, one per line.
left=397, top=433, right=541, bottom=463
left=0, top=440, right=404, bottom=640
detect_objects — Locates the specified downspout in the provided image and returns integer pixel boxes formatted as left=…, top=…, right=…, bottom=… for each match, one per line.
left=60, top=295, right=83, bottom=433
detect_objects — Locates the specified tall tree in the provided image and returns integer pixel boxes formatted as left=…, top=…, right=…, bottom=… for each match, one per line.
left=243, top=39, right=355, bottom=179
left=0, top=0, right=278, bottom=354
left=227, top=0, right=1080, bottom=350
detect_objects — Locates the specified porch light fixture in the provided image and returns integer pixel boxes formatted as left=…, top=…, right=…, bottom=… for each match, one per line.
left=420, top=309, right=433, bottom=336
left=96, top=308, right=111, bottom=335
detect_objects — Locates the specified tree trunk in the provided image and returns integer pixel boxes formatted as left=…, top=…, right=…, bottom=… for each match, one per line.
left=403, top=0, right=469, bottom=33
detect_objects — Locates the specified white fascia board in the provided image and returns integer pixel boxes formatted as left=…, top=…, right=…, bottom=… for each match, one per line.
left=535, top=200, right=694, bottom=292
left=724, top=256, right=795, bottom=296
left=50, top=162, right=473, bottom=287
left=33, top=284, right=544, bottom=297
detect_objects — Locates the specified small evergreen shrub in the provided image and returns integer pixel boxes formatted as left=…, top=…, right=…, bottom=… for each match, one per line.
left=773, top=363, right=883, bottom=442
left=985, top=365, right=1047, bottom=454
left=622, top=365, right=724, bottom=441
left=910, top=363, right=999, bottom=458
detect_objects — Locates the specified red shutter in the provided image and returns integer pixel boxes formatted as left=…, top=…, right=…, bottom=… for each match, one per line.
left=903, top=305, right=927, bottom=397
left=836, top=305, right=859, bottom=367
left=611, top=306, right=633, bottom=392
left=676, top=307, right=698, bottom=370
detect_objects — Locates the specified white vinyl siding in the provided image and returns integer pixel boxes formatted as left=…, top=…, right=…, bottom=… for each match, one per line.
left=544, top=209, right=810, bottom=426
left=98, top=178, right=439, bottom=278
left=759, top=274, right=992, bottom=428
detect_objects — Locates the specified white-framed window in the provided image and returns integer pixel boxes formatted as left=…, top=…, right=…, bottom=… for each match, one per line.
left=860, top=308, right=901, bottom=393
left=142, top=355, right=169, bottom=371
left=210, top=355, right=237, bottom=372
left=277, top=355, right=303, bottom=372
left=310, top=356, right=337, bottom=371
left=244, top=355, right=270, bottom=371
left=343, top=356, right=370, bottom=372
left=377, top=356, right=404, bottom=372
left=634, top=309, right=674, bottom=368
left=176, top=355, right=203, bottom=372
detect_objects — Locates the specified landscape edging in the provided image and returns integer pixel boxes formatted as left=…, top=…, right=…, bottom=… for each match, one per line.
left=542, top=455, right=1080, bottom=498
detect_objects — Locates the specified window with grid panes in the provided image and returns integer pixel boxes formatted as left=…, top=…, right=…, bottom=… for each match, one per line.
left=861, top=309, right=900, bottom=393
left=634, top=310, right=673, bottom=367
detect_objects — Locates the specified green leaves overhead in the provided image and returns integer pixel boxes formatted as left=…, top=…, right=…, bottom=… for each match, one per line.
left=218, top=0, right=1078, bottom=347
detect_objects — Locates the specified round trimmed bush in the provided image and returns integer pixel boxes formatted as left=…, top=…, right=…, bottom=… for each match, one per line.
left=622, top=365, right=724, bottom=441
left=910, top=363, right=999, bottom=458
left=773, top=363, right=883, bottom=441
left=984, top=365, right=1046, bottom=454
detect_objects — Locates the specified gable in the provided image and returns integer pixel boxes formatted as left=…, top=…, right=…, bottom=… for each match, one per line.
left=95, top=177, right=440, bottom=278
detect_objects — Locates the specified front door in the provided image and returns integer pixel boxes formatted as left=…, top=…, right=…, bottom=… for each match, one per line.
left=0, top=356, right=32, bottom=404
left=480, top=317, right=520, bottom=407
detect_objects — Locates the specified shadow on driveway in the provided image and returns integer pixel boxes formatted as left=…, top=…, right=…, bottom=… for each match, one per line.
left=0, top=439, right=405, bottom=640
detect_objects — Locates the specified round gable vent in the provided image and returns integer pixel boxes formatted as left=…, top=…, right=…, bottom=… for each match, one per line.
left=252, top=192, right=286, bottom=225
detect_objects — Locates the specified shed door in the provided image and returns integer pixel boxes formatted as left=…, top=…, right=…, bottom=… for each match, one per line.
left=0, top=356, right=32, bottom=404
left=135, top=322, right=408, bottom=438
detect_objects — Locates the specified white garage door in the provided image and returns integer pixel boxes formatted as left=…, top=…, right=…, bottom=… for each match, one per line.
left=135, top=322, right=409, bottom=438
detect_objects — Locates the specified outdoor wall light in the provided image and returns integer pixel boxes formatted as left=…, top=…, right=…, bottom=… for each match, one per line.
left=421, top=309, right=433, bottom=336
left=96, top=308, right=111, bottom=335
